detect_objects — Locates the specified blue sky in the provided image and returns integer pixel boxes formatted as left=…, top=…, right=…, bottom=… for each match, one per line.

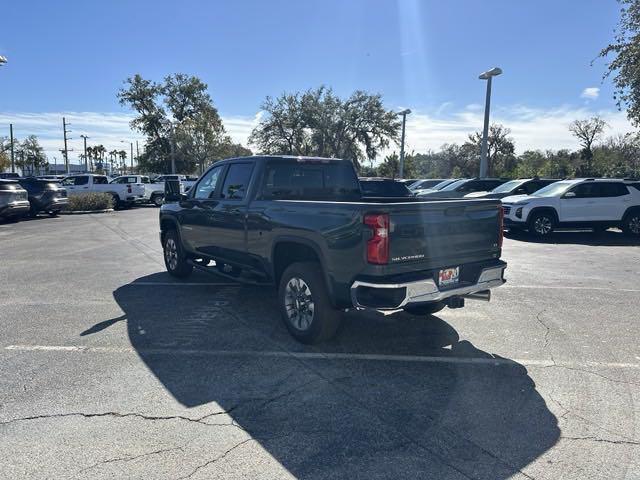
left=0, top=0, right=634, bottom=163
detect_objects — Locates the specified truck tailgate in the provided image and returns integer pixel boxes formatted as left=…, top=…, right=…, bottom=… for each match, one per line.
left=386, top=199, right=501, bottom=271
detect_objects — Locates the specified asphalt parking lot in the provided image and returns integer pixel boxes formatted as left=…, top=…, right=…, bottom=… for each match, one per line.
left=1, top=209, right=639, bottom=479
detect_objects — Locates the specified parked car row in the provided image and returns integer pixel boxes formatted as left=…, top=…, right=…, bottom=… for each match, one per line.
left=0, top=173, right=200, bottom=223
left=358, top=176, right=640, bottom=238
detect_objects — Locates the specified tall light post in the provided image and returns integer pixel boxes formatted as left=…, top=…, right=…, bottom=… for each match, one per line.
left=398, top=108, right=411, bottom=179
left=478, top=67, right=502, bottom=178
left=80, top=135, right=89, bottom=172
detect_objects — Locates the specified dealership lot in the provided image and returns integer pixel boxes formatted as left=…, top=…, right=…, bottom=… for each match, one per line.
left=1, top=209, right=639, bottom=479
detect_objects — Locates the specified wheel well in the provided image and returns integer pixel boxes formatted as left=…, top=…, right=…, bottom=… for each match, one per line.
left=527, top=207, right=558, bottom=224
left=160, top=218, right=177, bottom=242
left=273, top=241, right=321, bottom=285
left=623, top=206, right=640, bottom=220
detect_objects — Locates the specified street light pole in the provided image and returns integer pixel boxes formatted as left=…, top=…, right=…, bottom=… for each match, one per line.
left=478, top=67, right=502, bottom=178
left=80, top=135, right=89, bottom=172
left=9, top=123, right=15, bottom=173
left=398, top=109, right=411, bottom=179
left=130, top=142, right=133, bottom=174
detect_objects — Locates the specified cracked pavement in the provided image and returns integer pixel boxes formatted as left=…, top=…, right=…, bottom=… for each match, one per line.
left=1, top=209, right=639, bottom=479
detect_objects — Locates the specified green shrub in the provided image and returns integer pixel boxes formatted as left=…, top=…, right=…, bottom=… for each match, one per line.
left=65, top=192, right=114, bottom=212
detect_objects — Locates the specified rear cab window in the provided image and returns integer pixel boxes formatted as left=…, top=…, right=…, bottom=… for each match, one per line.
left=261, top=159, right=361, bottom=201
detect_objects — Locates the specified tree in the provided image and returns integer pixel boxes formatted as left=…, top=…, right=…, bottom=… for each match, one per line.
left=15, top=135, right=47, bottom=175
left=0, top=137, right=12, bottom=172
left=599, top=0, right=640, bottom=125
left=465, top=124, right=516, bottom=177
left=568, top=117, right=607, bottom=175
left=118, top=73, right=243, bottom=173
left=249, top=86, right=401, bottom=169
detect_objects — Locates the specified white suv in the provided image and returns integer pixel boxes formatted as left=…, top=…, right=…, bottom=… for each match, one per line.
left=501, top=179, right=640, bottom=237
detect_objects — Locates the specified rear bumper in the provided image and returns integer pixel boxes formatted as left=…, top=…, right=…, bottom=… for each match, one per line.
left=350, top=261, right=507, bottom=310
left=0, top=201, right=30, bottom=217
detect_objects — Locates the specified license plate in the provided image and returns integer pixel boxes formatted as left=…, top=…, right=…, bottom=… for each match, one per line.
left=438, top=267, right=460, bottom=287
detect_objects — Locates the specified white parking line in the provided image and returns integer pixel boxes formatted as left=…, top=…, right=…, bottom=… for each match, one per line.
left=128, top=282, right=640, bottom=292
left=4, top=345, right=640, bottom=369
left=503, top=285, right=640, bottom=293
left=131, top=282, right=242, bottom=286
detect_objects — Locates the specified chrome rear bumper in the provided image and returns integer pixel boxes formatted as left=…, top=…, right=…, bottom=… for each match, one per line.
left=350, top=265, right=506, bottom=310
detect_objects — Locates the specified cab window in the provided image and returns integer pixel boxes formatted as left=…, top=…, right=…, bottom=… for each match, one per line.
left=194, top=166, right=224, bottom=199
left=221, top=163, right=254, bottom=200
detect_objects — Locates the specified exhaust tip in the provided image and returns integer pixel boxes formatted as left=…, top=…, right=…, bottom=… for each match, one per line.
left=463, top=290, right=491, bottom=302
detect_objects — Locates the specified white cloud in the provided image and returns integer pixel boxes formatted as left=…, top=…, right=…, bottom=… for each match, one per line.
left=0, top=111, right=260, bottom=165
left=395, top=104, right=634, bottom=159
left=1, top=104, right=634, bottom=167
left=581, top=87, right=600, bottom=100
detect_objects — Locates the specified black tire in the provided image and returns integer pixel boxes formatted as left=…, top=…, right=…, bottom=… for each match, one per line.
left=163, top=229, right=193, bottom=278
left=622, top=211, right=640, bottom=237
left=404, top=302, right=446, bottom=316
left=110, top=194, right=121, bottom=210
left=49, top=211, right=59, bottom=217
left=528, top=211, right=556, bottom=237
left=28, top=204, right=39, bottom=218
left=278, top=261, right=342, bottom=344
left=151, top=194, right=164, bottom=207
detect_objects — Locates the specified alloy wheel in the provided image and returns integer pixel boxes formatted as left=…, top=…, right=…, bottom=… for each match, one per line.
left=284, top=277, right=315, bottom=331
left=629, top=215, right=640, bottom=235
left=534, top=216, right=552, bottom=235
left=165, top=238, right=178, bottom=270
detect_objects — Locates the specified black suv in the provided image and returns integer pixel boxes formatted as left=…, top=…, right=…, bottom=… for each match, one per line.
left=0, top=179, right=30, bottom=221
left=17, top=178, right=68, bottom=217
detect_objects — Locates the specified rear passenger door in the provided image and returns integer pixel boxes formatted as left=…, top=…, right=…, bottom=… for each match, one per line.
left=594, top=182, right=631, bottom=220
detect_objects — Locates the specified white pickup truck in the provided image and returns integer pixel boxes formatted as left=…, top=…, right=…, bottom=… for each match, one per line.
left=110, top=175, right=165, bottom=207
left=153, top=175, right=198, bottom=192
left=61, top=174, right=145, bottom=209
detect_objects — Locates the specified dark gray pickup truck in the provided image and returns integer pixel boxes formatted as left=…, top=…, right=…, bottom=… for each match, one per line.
left=159, top=155, right=506, bottom=343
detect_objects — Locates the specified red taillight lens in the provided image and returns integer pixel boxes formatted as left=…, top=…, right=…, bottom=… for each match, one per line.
left=498, top=206, right=504, bottom=248
left=127, top=184, right=132, bottom=193
left=364, top=213, right=390, bottom=265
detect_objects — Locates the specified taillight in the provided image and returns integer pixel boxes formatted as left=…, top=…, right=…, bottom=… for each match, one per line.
left=498, top=206, right=504, bottom=248
left=127, top=184, right=132, bottom=193
left=364, top=213, right=389, bottom=265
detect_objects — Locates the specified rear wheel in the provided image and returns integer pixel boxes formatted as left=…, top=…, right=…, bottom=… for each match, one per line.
left=622, top=211, right=640, bottom=237
left=151, top=194, right=164, bottom=207
left=278, top=261, right=342, bottom=344
left=404, top=302, right=446, bottom=316
left=163, top=230, right=193, bottom=278
left=528, top=211, right=555, bottom=237
left=110, top=194, right=121, bottom=210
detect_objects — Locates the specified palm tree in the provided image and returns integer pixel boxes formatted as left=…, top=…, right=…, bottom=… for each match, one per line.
left=118, top=150, right=127, bottom=174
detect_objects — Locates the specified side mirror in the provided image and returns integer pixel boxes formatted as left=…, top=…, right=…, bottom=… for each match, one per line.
left=164, top=179, right=185, bottom=202
left=563, top=191, right=576, bottom=198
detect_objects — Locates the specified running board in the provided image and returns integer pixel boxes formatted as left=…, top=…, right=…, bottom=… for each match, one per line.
left=187, top=260, right=274, bottom=286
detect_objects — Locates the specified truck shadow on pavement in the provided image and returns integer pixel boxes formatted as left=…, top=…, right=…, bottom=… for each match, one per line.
left=105, top=272, right=560, bottom=479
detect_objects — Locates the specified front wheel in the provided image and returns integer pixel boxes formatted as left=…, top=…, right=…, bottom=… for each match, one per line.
left=528, top=212, right=555, bottom=237
left=622, top=211, right=640, bottom=237
left=163, top=230, right=193, bottom=278
left=278, top=262, right=342, bottom=344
